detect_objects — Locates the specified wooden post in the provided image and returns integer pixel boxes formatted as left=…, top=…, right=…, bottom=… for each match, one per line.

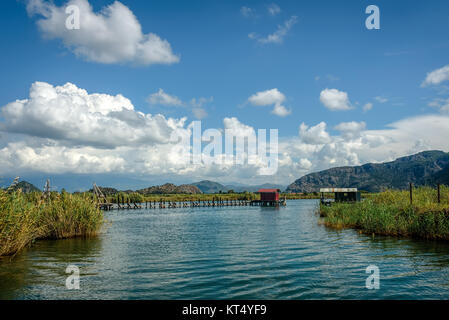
left=438, top=184, right=441, bottom=204
left=409, top=182, right=413, bottom=205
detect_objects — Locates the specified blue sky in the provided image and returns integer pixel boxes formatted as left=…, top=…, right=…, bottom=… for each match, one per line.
left=1, top=0, right=449, bottom=190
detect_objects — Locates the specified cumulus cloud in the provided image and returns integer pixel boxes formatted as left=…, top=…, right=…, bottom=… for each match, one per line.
left=147, top=89, right=183, bottom=106
left=248, top=88, right=285, bottom=106
left=319, top=88, right=352, bottom=111
left=334, top=121, right=366, bottom=139
left=223, top=117, right=256, bottom=138
left=422, top=65, right=449, bottom=87
left=2, top=82, right=449, bottom=186
left=250, top=15, right=297, bottom=44
left=298, top=158, right=312, bottom=170
left=146, top=90, right=213, bottom=119
left=26, top=0, right=179, bottom=66
left=248, top=88, right=291, bottom=116
left=299, top=122, right=331, bottom=145
left=271, top=103, right=291, bottom=117
left=0, top=82, right=187, bottom=148
left=190, top=97, right=213, bottom=119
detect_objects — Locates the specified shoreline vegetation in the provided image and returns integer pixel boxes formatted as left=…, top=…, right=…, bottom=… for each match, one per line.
left=319, top=186, right=449, bottom=241
left=0, top=189, right=103, bottom=257
left=4, top=181, right=449, bottom=258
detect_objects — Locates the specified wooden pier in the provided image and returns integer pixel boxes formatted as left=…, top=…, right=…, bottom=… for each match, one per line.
left=93, top=184, right=286, bottom=211
left=98, top=198, right=286, bottom=211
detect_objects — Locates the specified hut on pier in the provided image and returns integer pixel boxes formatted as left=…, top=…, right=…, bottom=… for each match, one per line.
left=251, top=188, right=285, bottom=207
left=320, top=187, right=360, bottom=205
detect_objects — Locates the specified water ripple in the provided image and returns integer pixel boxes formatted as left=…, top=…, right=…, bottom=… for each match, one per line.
left=2, top=200, right=449, bottom=299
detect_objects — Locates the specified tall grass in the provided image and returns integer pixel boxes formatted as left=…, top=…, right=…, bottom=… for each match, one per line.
left=320, top=186, right=449, bottom=240
left=0, top=189, right=103, bottom=256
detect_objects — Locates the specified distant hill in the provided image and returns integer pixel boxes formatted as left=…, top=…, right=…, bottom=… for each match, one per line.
left=192, top=180, right=228, bottom=193
left=137, top=183, right=202, bottom=195
left=286, top=150, right=449, bottom=193
left=225, top=183, right=286, bottom=193
left=8, top=181, right=41, bottom=193
left=192, top=180, right=286, bottom=193
left=88, top=186, right=118, bottom=196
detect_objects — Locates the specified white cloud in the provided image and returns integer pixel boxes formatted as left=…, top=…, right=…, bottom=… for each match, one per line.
left=192, top=108, right=208, bottom=119
left=248, top=88, right=291, bottom=116
left=147, top=90, right=213, bottom=119
left=299, top=122, right=331, bottom=145
left=248, top=88, right=285, bottom=106
left=2, top=83, right=449, bottom=186
left=334, top=121, right=366, bottom=139
left=271, top=104, right=291, bottom=117
left=422, top=65, right=449, bottom=87
left=240, top=6, right=254, bottom=17
left=315, top=74, right=339, bottom=82
left=267, top=4, right=281, bottom=16
left=26, top=0, right=179, bottom=66
left=298, top=158, right=312, bottom=170
left=319, top=88, right=352, bottom=111
left=147, top=89, right=183, bottom=106
left=428, top=98, right=449, bottom=114
left=250, top=16, right=297, bottom=44
left=190, top=97, right=213, bottom=108
left=363, top=103, right=373, bottom=112
left=223, top=117, right=256, bottom=137
left=374, top=96, right=388, bottom=103
left=0, top=82, right=187, bottom=148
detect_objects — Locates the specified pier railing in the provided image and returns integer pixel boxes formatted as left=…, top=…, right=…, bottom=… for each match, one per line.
left=99, top=199, right=287, bottom=211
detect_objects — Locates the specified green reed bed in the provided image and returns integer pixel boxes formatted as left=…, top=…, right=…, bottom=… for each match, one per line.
left=0, top=190, right=103, bottom=256
left=319, top=186, right=449, bottom=240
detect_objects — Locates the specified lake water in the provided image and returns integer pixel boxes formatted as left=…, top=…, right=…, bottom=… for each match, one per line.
left=2, top=199, right=449, bottom=299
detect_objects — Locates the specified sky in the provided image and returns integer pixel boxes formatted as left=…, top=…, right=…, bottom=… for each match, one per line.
left=0, top=0, right=449, bottom=191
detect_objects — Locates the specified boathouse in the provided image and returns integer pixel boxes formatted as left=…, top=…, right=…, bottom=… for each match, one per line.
left=250, top=188, right=285, bottom=207
left=259, top=188, right=280, bottom=201
left=319, top=188, right=361, bottom=204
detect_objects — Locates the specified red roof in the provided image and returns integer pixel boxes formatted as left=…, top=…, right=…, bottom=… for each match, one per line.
left=258, top=189, right=280, bottom=193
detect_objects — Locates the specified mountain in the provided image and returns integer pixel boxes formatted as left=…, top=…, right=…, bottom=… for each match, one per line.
left=137, top=183, right=202, bottom=195
left=9, top=181, right=41, bottom=193
left=225, top=183, right=286, bottom=193
left=88, top=186, right=119, bottom=196
left=192, top=180, right=228, bottom=193
left=192, top=180, right=286, bottom=193
left=286, top=150, right=449, bottom=193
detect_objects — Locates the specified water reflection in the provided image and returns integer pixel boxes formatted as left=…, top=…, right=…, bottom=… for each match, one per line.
left=0, top=237, right=102, bottom=299
left=2, top=200, right=449, bottom=299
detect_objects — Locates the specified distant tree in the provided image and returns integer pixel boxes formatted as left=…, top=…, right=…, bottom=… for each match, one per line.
left=227, top=189, right=234, bottom=194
